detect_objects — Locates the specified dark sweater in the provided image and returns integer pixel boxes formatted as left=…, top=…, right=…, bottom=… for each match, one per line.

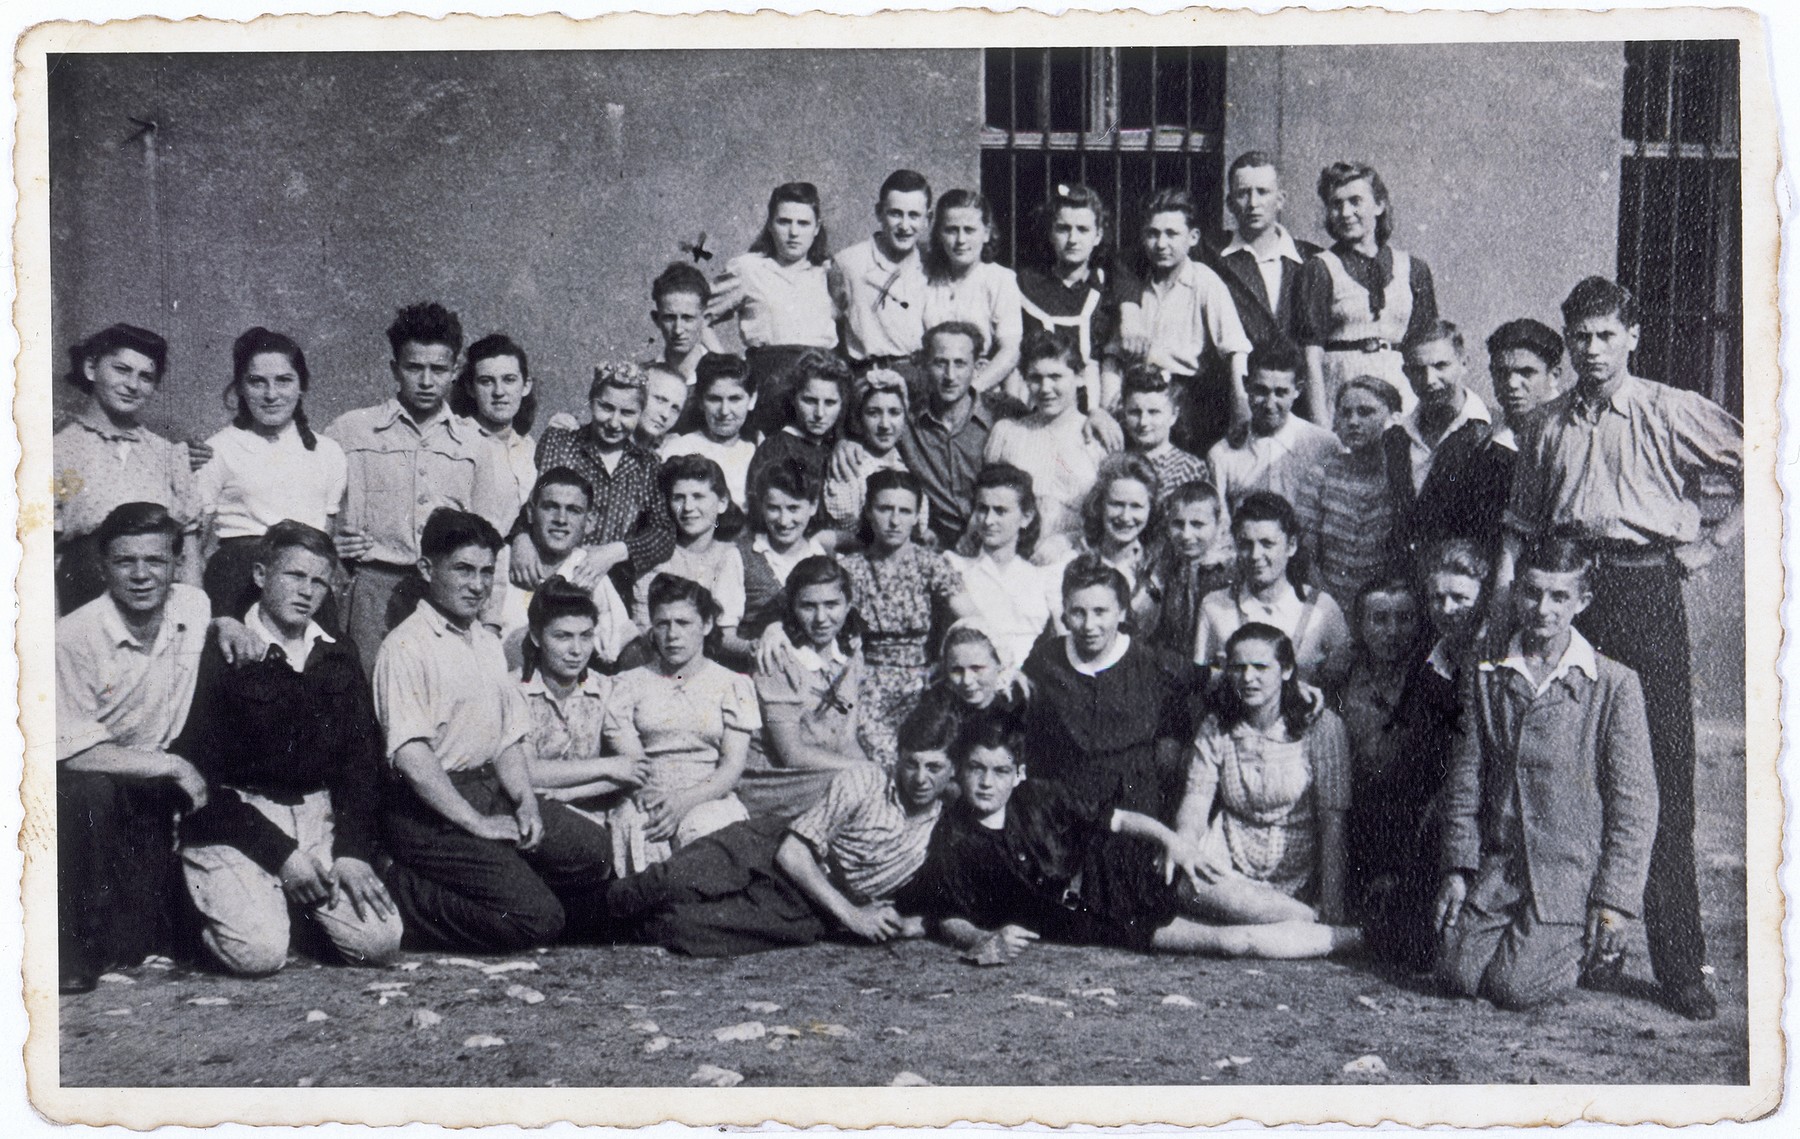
left=1385, top=419, right=1516, bottom=561
left=174, top=630, right=383, bottom=874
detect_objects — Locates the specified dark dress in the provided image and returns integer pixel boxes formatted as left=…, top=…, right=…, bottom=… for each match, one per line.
left=899, top=780, right=1178, bottom=951
left=1019, top=635, right=1206, bottom=822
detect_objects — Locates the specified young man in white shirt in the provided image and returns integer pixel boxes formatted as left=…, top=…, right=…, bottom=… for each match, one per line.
left=1207, top=338, right=1340, bottom=515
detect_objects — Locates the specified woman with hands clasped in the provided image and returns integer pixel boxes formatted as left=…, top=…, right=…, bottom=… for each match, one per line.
left=1165, top=623, right=1363, bottom=959
left=601, top=574, right=761, bottom=874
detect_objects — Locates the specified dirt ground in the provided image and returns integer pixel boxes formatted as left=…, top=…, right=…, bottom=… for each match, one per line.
left=58, top=558, right=1752, bottom=1088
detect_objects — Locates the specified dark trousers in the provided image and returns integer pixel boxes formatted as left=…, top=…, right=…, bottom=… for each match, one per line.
left=59, top=769, right=185, bottom=977
left=380, top=768, right=615, bottom=952
left=1577, top=560, right=1706, bottom=987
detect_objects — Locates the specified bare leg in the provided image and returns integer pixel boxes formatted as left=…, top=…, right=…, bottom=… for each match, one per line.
left=1152, top=916, right=1362, bottom=959
left=1180, top=872, right=1317, bottom=925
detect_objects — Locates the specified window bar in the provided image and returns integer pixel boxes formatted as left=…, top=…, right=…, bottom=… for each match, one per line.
left=1148, top=46, right=1160, bottom=192
left=1184, top=47, right=1195, bottom=162
left=1702, top=44, right=1727, bottom=407
left=1009, top=48, right=1019, bottom=267
left=1664, top=42, right=1686, bottom=389
left=1110, top=48, right=1126, bottom=230
left=1040, top=48, right=1053, bottom=247
left=1627, top=46, right=1652, bottom=357
left=1078, top=46, right=1090, bottom=191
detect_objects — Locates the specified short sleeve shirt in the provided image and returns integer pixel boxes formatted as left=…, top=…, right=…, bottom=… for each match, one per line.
left=56, top=583, right=211, bottom=761
left=517, top=669, right=612, bottom=767
left=1206, top=416, right=1343, bottom=513
left=372, top=600, right=529, bottom=771
left=788, top=763, right=941, bottom=903
left=602, top=660, right=762, bottom=793
left=1138, top=259, right=1253, bottom=377
left=633, top=541, right=747, bottom=630
left=716, top=253, right=839, bottom=349
left=832, top=237, right=928, bottom=361
left=196, top=423, right=347, bottom=539
left=54, top=410, right=200, bottom=541
left=921, top=263, right=1024, bottom=362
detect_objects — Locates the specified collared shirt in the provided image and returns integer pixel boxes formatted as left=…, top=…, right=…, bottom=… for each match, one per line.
left=245, top=604, right=334, bottom=672
left=1065, top=632, right=1132, bottom=677
left=1481, top=629, right=1600, bottom=699
left=533, top=426, right=676, bottom=580
left=1220, top=225, right=1305, bottom=313
left=944, top=550, right=1060, bottom=667
left=1505, top=373, right=1743, bottom=548
left=715, top=253, right=839, bottom=349
left=1207, top=415, right=1342, bottom=512
left=53, top=407, right=200, bottom=540
left=660, top=432, right=757, bottom=509
left=1195, top=579, right=1353, bottom=687
left=471, top=425, right=537, bottom=536
left=1489, top=424, right=1518, bottom=452
left=788, top=763, right=943, bottom=904
left=633, top=540, right=747, bottom=629
left=325, top=399, right=491, bottom=566
left=751, top=531, right=825, bottom=586
left=56, top=583, right=210, bottom=761
left=1138, top=259, right=1253, bottom=377
left=984, top=409, right=1106, bottom=546
left=1425, top=637, right=1458, bottom=682
left=518, top=669, right=612, bottom=766
left=900, top=396, right=1000, bottom=532
left=1400, top=388, right=1492, bottom=492
left=920, top=262, right=1024, bottom=364
left=196, top=423, right=347, bottom=540
left=372, top=599, right=528, bottom=772
left=832, top=237, right=927, bottom=361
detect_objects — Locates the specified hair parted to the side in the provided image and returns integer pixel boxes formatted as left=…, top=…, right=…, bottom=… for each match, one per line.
left=227, top=326, right=317, bottom=449
left=1248, top=336, right=1305, bottom=379
left=1231, top=489, right=1300, bottom=540
left=779, top=554, right=865, bottom=650
left=750, top=456, right=822, bottom=531
left=532, top=465, right=595, bottom=508
left=451, top=333, right=537, bottom=435
left=1028, top=182, right=1113, bottom=268
left=1142, top=186, right=1200, bottom=231
left=1487, top=318, right=1566, bottom=371
left=386, top=301, right=463, bottom=358
left=898, top=695, right=966, bottom=759
left=1402, top=319, right=1465, bottom=360
left=661, top=452, right=746, bottom=541
left=646, top=572, right=724, bottom=626
left=948, top=704, right=1026, bottom=769
left=1418, top=537, right=1492, bottom=591
left=1516, top=525, right=1596, bottom=589
left=1161, top=477, right=1224, bottom=522
left=1335, top=373, right=1404, bottom=416
left=254, top=518, right=337, bottom=571
left=856, top=467, right=926, bottom=548
left=92, top=501, right=182, bottom=557
left=971, top=462, right=1041, bottom=558
left=695, top=352, right=755, bottom=400
left=1227, top=150, right=1281, bottom=183
left=878, top=168, right=934, bottom=211
left=782, top=349, right=853, bottom=435
left=1219, top=621, right=1319, bottom=739
left=1316, top=161, right=1393, bottom=245
left=1560, top=276, right=1638, bottom=329
left=419, top=507, right=502, bottom=561
left=1018, top=326, right=1086, bottom=377
left=750, top=182, right=831, bottom=266
left=925, top=188, right=998, bottom=279
left=924, top=319, right=987, bottom=361
left=653, top=261, right=713, bottom=306
left=1059, top=551, right=1132, bottom=607
left=64, top=323, right=169, bottom=394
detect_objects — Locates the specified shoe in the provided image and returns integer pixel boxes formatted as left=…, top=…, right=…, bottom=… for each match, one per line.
left=59, top=966, right=98, bottom=995
left=1662, top=979, right=1718, bottom=1020
left=1579, top=948, right=1628, bottom=993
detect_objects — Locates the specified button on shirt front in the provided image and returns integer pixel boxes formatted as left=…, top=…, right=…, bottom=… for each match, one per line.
left=325, top=400, right=489, bottom=566
left=372, top=600, right=528, bottom=772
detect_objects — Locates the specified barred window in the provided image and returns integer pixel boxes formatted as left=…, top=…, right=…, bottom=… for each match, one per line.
left=980, top=47, right=1227, bottom=267
left=1618, top=40, right=1741, bottom=415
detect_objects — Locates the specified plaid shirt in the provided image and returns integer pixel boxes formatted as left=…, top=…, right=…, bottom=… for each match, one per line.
left=534, top=427, right=675, bottom=582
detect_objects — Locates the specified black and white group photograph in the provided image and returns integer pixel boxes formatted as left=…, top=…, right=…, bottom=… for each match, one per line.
left=12, top=1, right=1787, bottom=1130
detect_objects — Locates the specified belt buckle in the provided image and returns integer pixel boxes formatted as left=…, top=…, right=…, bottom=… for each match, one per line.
left=1359, top=337, right=1387, bottom=353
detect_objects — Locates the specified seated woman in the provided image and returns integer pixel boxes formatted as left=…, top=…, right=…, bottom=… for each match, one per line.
left=602, top=698, right=963, bottom=957
left=901, top=709, right=1361, bottom=961
left=631, top=454, right=748, bottom=660
left=1334, top=575, right=1436, bottom=971
left=942, top=463, right=1061, bottom=669
left=1171, top=623, right=1362, bottom=957
left=835, top=468, right=976, bottom=769
left=907, top=618, right=1032, bottom=743
left=737, top=555, right=873, bottom=820
left=515, top=578, right=640, bottom=833
left=1195, top=490, right=1353, bottom=690
left=1020, top=554, right=1202, bottom=821
left=733, top=457, right=830, bottom=667
left=602, top=575, right=760, bottom=875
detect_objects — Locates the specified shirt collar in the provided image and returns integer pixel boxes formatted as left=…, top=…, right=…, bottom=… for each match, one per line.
left=1488, top=423, right=1518, bottom=452
left=99, top=592, right=190, bottom=652
left=1569, top=373, right=1643, bottom=421
left=1221, top=224, right=1303, bottom=265
left=752, top=532, right=823, bottom=559
left=1065, top=632, right=1131, bottom=676
left=793, top=641, right=849, bottom=672
left=413, top=598, right=476, bottom=641
left=375, top=398, right=465, bottom=440
left=1403, top=388, right=1491, bottom=448
left=520, top=668, right=606, bottom=701
left=1425, top=638, right=1458, bottom=681
left=246, top=604, right=334, bottom=668
left=1480, top=628, right=1599, bottom=694
left=71, top=404, right=143, bottom=443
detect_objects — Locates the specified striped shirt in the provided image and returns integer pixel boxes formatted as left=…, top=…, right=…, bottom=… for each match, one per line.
left=533, top=427, right=675, bottom=581
left=1137, top=442, right=1213, bottom=500
left=1295, top=451, right=1399, bottom=609
left=787, top=763, right=942, bottom=904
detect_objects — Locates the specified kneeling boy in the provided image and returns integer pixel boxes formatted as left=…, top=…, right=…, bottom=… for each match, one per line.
left=178, top=521, right=403, bottom=974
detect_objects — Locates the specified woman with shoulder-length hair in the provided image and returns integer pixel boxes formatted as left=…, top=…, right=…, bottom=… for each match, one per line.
left=54, top=322, right=202, bottom=613
left=451, top=333, right=539, bottom=537
left=1293, top=161, right=1440, bottom=422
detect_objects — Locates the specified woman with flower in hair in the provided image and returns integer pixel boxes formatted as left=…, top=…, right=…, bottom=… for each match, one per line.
left=1016, top=182, right=1142, bottom=415
left=821, top=367, right=921, bottom=534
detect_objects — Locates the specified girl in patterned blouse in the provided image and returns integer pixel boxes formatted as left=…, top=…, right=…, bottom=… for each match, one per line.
left=1171, top=622, right=1360, bottom=958
left=835, top=468, right=977, bottom=769
left=602, top=575, right=761, bottom=875
left=1295, top=375, right=1405, bottom=612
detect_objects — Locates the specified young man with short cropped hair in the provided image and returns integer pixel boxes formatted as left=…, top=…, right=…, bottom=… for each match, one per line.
left=1207, top=151, right=1322, bottom=355
left=1206, top=338, right=1340, bottom=514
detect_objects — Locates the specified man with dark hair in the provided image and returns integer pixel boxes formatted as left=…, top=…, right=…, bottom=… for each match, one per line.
left=831, top=169, right=933, bottom=380
left=175, top=521, right=402, bottom=975
left=326, top=301, right=500, bottom=669
left=1499, top=276, right=1743, bottom=1019
left=1205, top=152, right=1322, bottom=355
left=1435, top=532, right=1658, bottom=1012
left=647, top=261, right=714, bottom=393
left=373, top=508, right=614, bottom=950
left=55, top=502, right=213, bottom=992
left=1384, top=320, right=1494, bottom=560
left=1207, top=338, right=1339, bottom=514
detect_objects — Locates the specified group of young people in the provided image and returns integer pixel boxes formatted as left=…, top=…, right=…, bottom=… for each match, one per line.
left=52, top=153, right=1743, bottom=1026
